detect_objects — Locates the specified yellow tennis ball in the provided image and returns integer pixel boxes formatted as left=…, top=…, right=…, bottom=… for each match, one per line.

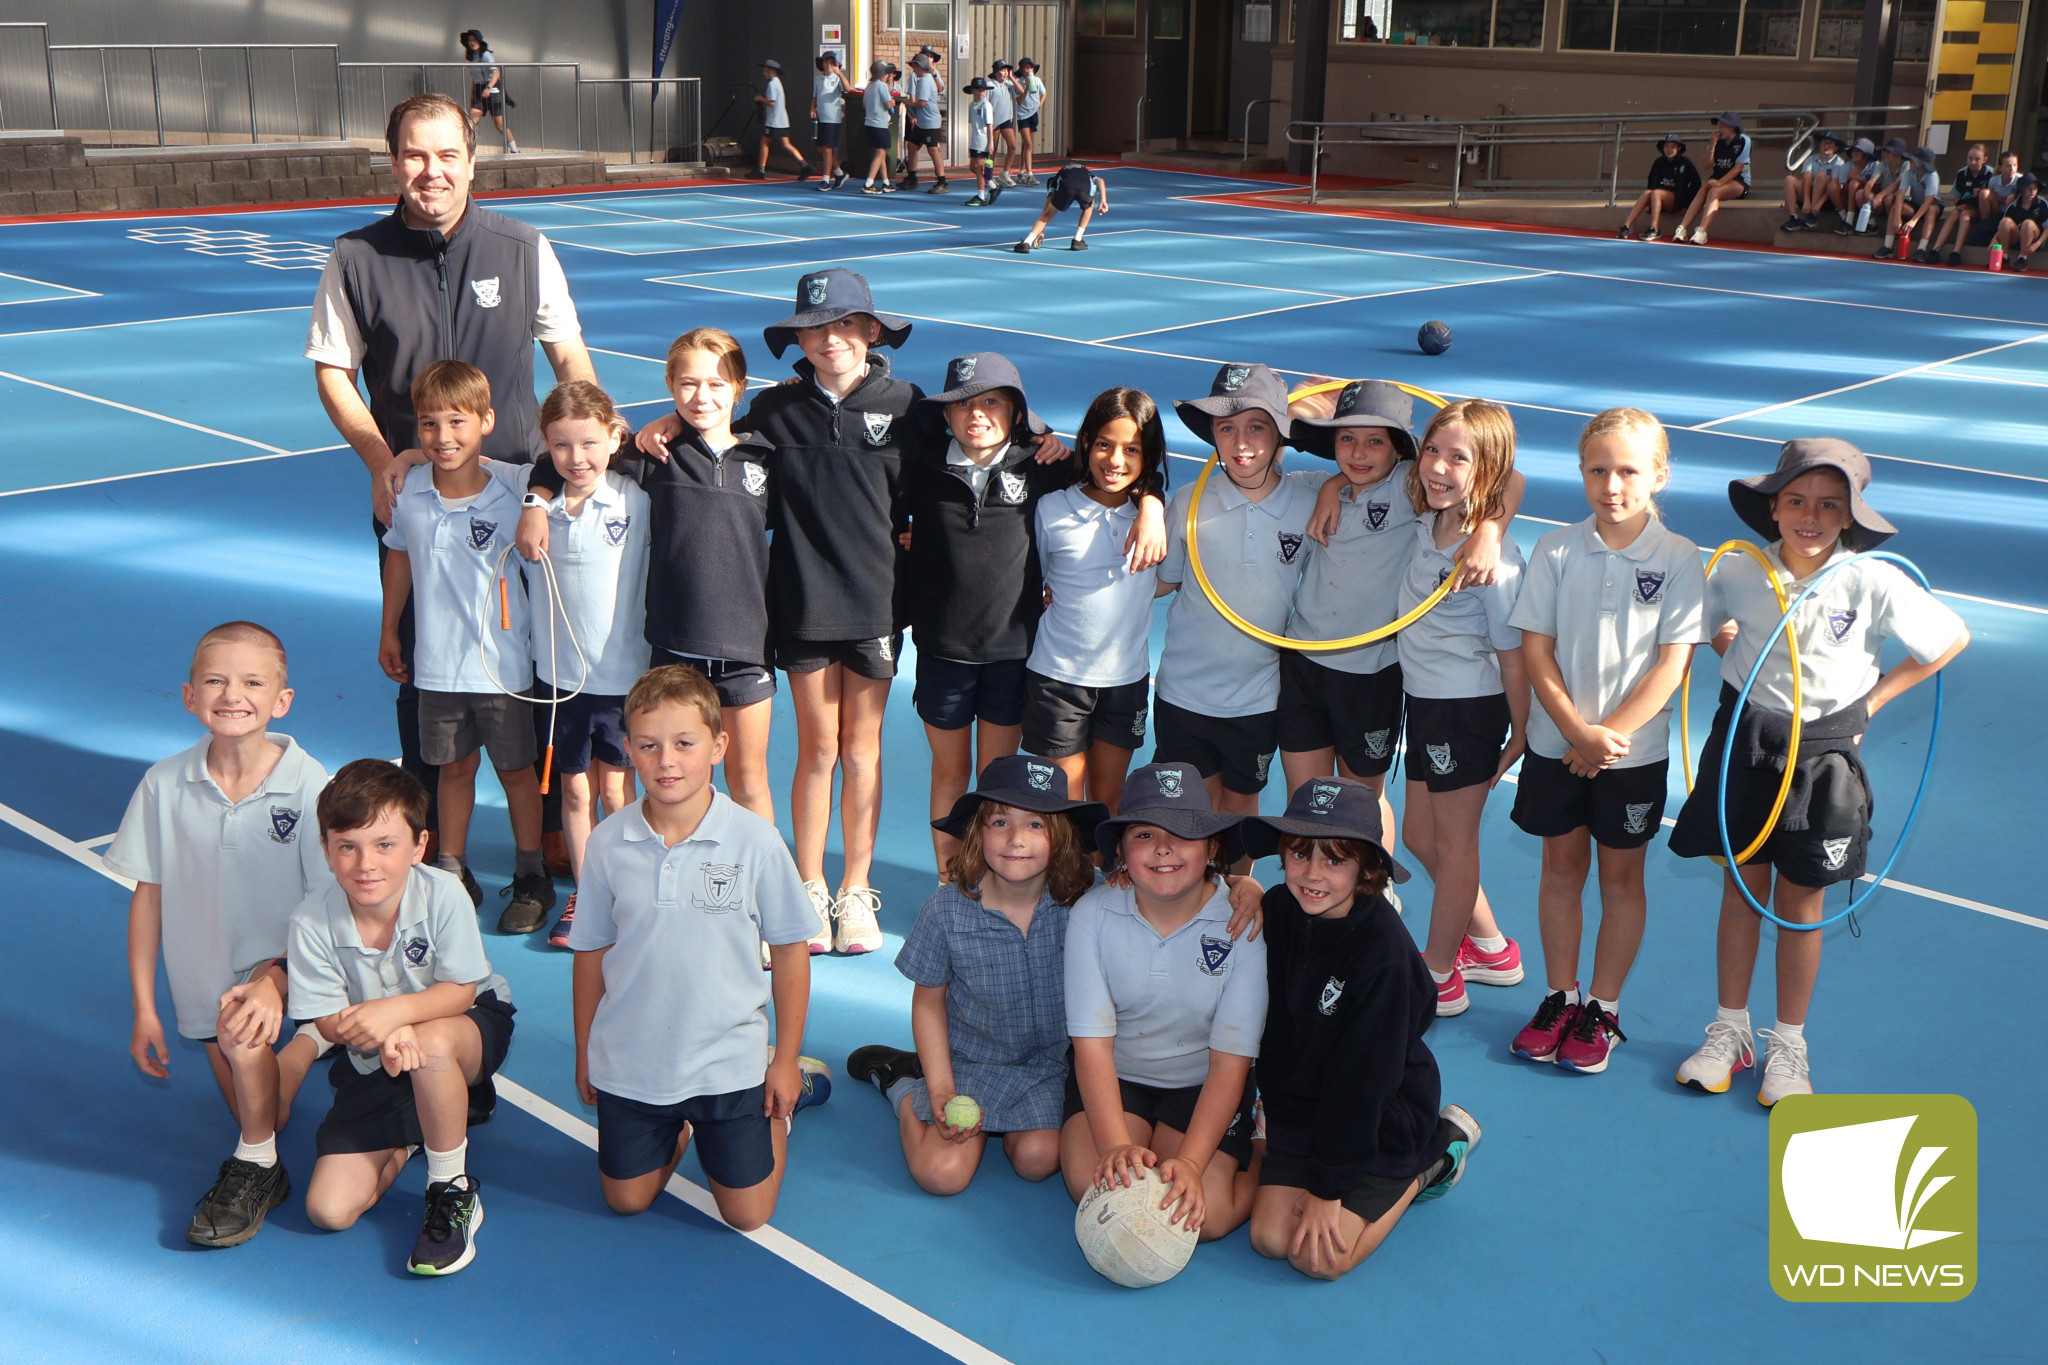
left=943, top=1094, right=981, bottom=1129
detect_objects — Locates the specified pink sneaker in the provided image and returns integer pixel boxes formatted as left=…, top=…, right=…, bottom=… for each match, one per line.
left=1455, top=935, right=1525, bottom=986
left=1435, top=969, right=1470, bottom=1017
left=1556, top=1000, right=1627, bottom=1074
left=1511, top=991, right=1578, bottom=1063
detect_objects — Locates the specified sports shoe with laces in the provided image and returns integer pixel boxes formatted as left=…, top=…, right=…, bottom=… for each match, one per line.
left=1415, top=1104, right=1481, bottom=1202
left=803, top=879, right=834, bottom=954
left=1454, top=935, right=1524, bottom=986
left=1012, top=239, right=1032, bottom=253
left=1692, top=227, right=1710, bottom=246
left=458, top=865, right=484, bottom=908
left=186, top=1157, right=290, bottom=1247
left=1676, top=1017, right=1755, bottom=1094
left=1556, top=999, right=1627, bottom=1074
left=1639, top=227, right=1658, bottom=241
left=926, top=178, right=949, bottom=194
left=832, top=886, right=885, bottom=954
left=1069, top=238, right=1090, bottom=251
left=794, top=1056, right=832, bottom=1115
left=1757, top=1028, right=1813, bottom=1106
left=846, top=1044, right=923, bottom=1096
left=1616, top=223, right=1632, bottom=239
left=965, top=194, right=988, bottom=207
left=409, top=1175, right=482, bottom=1276
left=861, top=182, right=886, bottom=195
left=498, top=870, right=556, bottom=934
left=1435, top=968, right=1469, bottom=1017
left=1781, top=215, right=1804, bottom=232
left=546, top=892, right=577, bottom=949
left=1510, top=991, right=1578, bottom=1063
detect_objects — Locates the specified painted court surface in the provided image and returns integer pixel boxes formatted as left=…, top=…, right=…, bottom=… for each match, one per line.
left=1, top=168, right=2041, bottom=1363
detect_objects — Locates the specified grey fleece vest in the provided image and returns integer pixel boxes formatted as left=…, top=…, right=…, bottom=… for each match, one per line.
left=331, top=200, right=545, bottom=463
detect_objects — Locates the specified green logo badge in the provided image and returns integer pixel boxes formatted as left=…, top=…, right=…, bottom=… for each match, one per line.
left=1769, top=1094, right=1976, bottom=1302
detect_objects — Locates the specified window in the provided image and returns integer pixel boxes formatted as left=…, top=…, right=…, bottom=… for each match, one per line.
left=1739, top=0, right=1800, bottom=54
left=1565, top=0, right=1801, bottom=53
left=1340, top=0, right=1392, bottom=41
left=1244, top=1, right=1275, bottom=41
left=1156, top=0, right=1186, bottom=38
left=1814, top=0, right=1936, bottom=60
left=1075, top=0, right=1139, bottom=37
left=886, top=0, right=949, bottom=33
left=1372, top=0, right=1544, bottom=45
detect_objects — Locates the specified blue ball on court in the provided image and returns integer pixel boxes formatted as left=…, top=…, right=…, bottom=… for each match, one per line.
left=1418, top=320, right=1453, bottom=356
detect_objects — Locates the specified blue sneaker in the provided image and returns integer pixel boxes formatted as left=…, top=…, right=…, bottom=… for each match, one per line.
left=1415, top=1104, right=1481, bottom=1202
left=794, top=1056, right=832, bottom=1115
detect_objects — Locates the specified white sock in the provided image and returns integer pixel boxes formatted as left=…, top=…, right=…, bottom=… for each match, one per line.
left=1560, top=987, right=1581, bottom=1006
left=1882, top=235, right=1895, bottom=249
left=1469, top=933, right=1507, bottom=955
left=234, top=1133, right=278, bottom=1168
left=425, top=1141, right=467, bottom=1185
left=1429, top=968, right=1453, bottom=986
left=1716, top=1005, right=1751, bottom=1030
left=1770, top=1018, right=1804, bottom=1041
left=1592, top=995, right=1620, bottom=1017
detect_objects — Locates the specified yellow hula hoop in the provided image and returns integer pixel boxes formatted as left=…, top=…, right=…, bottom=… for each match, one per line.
left=1183, top=380, right=1454, bottom=653
left=1678, top=540, right=1803, bottom=866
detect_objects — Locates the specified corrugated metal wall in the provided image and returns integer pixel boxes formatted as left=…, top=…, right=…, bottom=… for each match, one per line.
left=965, top=1, right=1065, bottom=155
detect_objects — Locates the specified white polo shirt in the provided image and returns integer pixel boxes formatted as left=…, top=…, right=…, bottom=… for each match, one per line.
left=383, top=463, right=532, bottom=693
left=304, top=236, right=579, bottom=371
left=763, top=76, right=789, bottom=129
left=1709, top=542, right=1965, bottom=721
left=1510, top=517, right=1709, bottom=768
left=1286, top=461, right=1421, bottom=676
left=1028, top=486, right=1155, bottom=688
left=287, top=864, right=509, bottom=1075
left=1394, top=518, right=1526, bottom=699
left=1156, top=468, right=1321, bottom=717
left=525, top=470, right=652, bottom=696
left=567, top=793, right=822, bottom=1105
left=1065, top=882, right=1266, bottom=1089
left=105, top=735, right=332, bottom=1040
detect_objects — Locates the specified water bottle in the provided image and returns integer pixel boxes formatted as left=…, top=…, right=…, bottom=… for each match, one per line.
left=1989, top=240, right=2005, bottom=271
left=1897, top=233, right=1913, bottom=260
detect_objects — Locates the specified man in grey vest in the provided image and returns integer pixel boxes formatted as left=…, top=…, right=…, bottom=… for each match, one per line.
left=307, top=92, right=594, bottom=865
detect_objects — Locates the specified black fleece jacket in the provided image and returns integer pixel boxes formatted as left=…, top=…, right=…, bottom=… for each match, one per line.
left=1257, top=884, right=1444, bottom=1198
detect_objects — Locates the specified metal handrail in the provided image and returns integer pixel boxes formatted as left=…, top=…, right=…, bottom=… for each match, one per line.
left=1134, top=87, right=1145, bottom=157
left=48, top=42, right=341, bottom=147
left=1240, top=97, right=1287, bottom=163
left=575, top=77, right=703, bottom=165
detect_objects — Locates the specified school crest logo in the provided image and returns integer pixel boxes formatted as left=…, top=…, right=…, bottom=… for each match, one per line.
left=1157, top=768, right=1184, bottom=799
left=603, top=515, right=630, bottom=547
left=1362, top=729, right=1392, bottom=760
left=1367, top=501, right=1390, bottom=530
left=742, top=461, right=768, bottom=497
left=1026, top=760, right=1055, bottom=792
left=694, top=862, right=744, bottom=912
left=1434, top=567, right=1451, bottom=589
left=1821, top=837, right=1852, bottom=871
left=468, top=517, right=497, bottom=550
left=862, top=411, right=894, bottom=446
left=1623, top=802, right=1654, bottom=835
left=1635, top=570, right=1666, bottom=604
left=1827, top=609, right=1858, bottom=643
left=267, top=806, right=301, bottom=844
left=469, top=276, right=501, bottom=309
left=1427, top=743, right=1455, bottom=776
left=875, top=634, right=895, bottom=662
left=1310, top=780, right=1342, bottom=813
left=1318, top=977, right=1345, bottom=1016
left=804, top=275, right=830, bottom=307
left=1277, top=532, right=1304, bottom=564
left=1255, top=751, right=1273, bottom=783
left=1198, top=934, right=1233, bottom=976
left=1131, top=711, right=1147, bottom=739
left=1221, top=365, right=1252, bottom=392
left=999, top=470, right=1028, bottom=504
left=402, top=937, right=430, bottom=966
left=950, top=356, right=977, bottom=386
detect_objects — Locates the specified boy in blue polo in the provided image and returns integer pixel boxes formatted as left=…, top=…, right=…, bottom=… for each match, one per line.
left=860, top=60, right=903, bottom=193
left=750, top=58, right=812, bottom=181
left=570, top=666, right=829, bottom=1231
left=111, top=621, right=334, bottom=1248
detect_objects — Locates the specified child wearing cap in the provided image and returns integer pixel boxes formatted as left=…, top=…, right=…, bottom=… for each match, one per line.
left=750, top=59, right=813, bottom=181
left=1014, top=58, right=1046, bottom=184
left=964, top=78, right=1002, bottom=207
left=110, top=621, right=334, bottom=1249
left=1992, top=174, right=2047, bottom=270
left=1062, top=763, right=1267, bottom=1243
left=1242, top=777, right=1482, bottom=1280
left=1669, top=440, right=1967, bottom=1105
left=846, top=756, right=1109, bottom=1194
left=860, top=61, right=905, bottom=193
left=1014, top=162, right=1110, bottom=252
left=1506, top=410, right=1707, bottom=1074
left=811, top=52, right=850, bottom=190
left=1674, top=112, right=1750, bottom=246
left=1927, top=142, right=1994, bottom=264
left=1779, top=131, right=1847, bottom=233
left=904, top=54, right=947, bottom=193
left=1620, top=135, right=1701, bottom=240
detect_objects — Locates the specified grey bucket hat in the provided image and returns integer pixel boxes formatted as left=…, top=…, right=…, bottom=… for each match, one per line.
left=1173, top=362, right=1294, bottom=448
left=1093, top=763, right=1244, bottom=865
left=1292, top=379, right=1417, bottom=462
left=1729, top=437, right=1895, bottom=549
left=931, top=754, right=1109, bottom=840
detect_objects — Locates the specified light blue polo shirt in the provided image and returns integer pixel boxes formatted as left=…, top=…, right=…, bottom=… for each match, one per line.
left=287, top=864, right=509, bottom=1075
left=1064, top=882, right=1266, bottom=1089
left=1990, top=172, right=2020, bottom=203
left=1286, top=460, right=1421, bottom=675
left=1810, top=153, right=1849, bottom=185
left=1156, top=468, right=1321, bottom=717
left=988, top=77, right=1015, bottom=124
left=969, top=98, right=992, bottom=154
left=1028, top=485, right=1155, bottom=688
left=1509, top=517, right=1708, bottom=769
left=814, top=70, right=844, bottom=124
left=383, top=463, right=532, bottom=692
left=106, top=735, right=332, bottom=1039
left=864, top=79, right=895, bottom=129
left=763, top=76, right=789, bottom=129
left=912, top=73, right=942, bottom=129
left=567, top=793, right=822, bottom=1105
left=1018, top=74, right=1045, bottom=119
left=1906, top=168, right=1942, bottom=205
left=1394, top=519, right=1526, bottom=699
left=524, top=470, right=651, bottom=696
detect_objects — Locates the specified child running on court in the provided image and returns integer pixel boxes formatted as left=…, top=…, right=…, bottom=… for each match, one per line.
left=110, top=621, right=334, bottom=1248
left=1014, top=162, right=1108, bottom=252
left=1062, top=763, right=1266, bottom=1244
left=569, top=666, right=828, bottom=1229
left=291, top=759, right=516, bottom=1276
left=1506, top=409, right=1707, bottom=1073
left=379, top=360, right=554, bottom=934
left=1668, top=440, right=1966, bottom=1104
left=1241, top=777, right=1482, bottom=1280
left=1395, top=400, right=1529, bottom=1017
left=846, top=756, right=1109, bottom=1193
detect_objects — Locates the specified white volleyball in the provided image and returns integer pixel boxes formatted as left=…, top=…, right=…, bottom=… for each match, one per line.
left=1074, top=1166, right=1197, bottom=1288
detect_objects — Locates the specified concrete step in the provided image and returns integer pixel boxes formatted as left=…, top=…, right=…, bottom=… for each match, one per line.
left=1122, top=147, right=1286, bottom=174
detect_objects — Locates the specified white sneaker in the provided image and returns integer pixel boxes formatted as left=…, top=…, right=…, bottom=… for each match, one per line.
left=1676, top=1017, right=1756, bottom=1094
left=1757, top=1029, right=1813, bottom=1107
left=803, top=879, right=833, bottom=955
left=831, top=886, right=885, bottom=955
left=1673, top=225, right=1693, bottom=244
left=1692, top=227, right=1710, bottom=246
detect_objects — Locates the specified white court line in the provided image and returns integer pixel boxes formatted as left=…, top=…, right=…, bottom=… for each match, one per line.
left=0, top=797, right=1012, bottom=1365
left=1922, top=367, right=2048, bottom=392
left=0, top=368, right=287, bottom=452
left=553, top=226, right=805, bottom=257
left=0, top=269, right=99, bottom=306
left=1091, top=271, right=1556, bottom=343
left=80, top=833, right=116, bottom=849
left=1690, top=333, right=2048, bottom=430
left=925, top=245, right=1351, bottom=299
left=0, top=444, right=345, bottom=499
left=0, top=303, right=307, bottom=340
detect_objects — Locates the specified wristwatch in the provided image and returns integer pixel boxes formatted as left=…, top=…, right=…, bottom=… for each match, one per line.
left=522, top=492, right=551, bottom=509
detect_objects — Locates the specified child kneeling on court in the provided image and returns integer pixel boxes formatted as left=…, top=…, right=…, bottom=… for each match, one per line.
left=569, top=666, right=829, bottom=1230
left=1242, top=778, right=1481, bottom=1279
left=1668, top=440, right=1966, bottom=1104
left=111, top=621, right=335, bottom=1248
left=846, top=756, right=1109, bottom=1193
left=291, top=759, right=515, bottom=1276
left=1062, top=763, right=1266, bottom=1243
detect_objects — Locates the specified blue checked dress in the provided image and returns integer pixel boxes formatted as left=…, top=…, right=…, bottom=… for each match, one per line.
left=892, top=883, right=1072, bottom=1133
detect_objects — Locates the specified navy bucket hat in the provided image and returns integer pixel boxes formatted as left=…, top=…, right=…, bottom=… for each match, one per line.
left=916, top=352, right=1048, bottom=439
left=1240, top=776, right=1411, bottom=883
left=1093, top=762, right=1244, bottom=865
left=1292, top=379, right=1417, bottom=462
left=764, top=267, right=912, bottom=359
left=931, top=754, right=1109, bottom=841
left=1174, top=362, right=1294, bottom=449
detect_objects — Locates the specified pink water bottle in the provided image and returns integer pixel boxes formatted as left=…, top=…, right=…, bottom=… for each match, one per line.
left=1989, top=240, right=2005, bottom=271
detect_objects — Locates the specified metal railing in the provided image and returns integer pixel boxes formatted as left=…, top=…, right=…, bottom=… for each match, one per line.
left=575, top=78, right=703, bottom=166
left=1284, top=106, right=1924, bottom=206
left=0, top=22, right=56, bottom=129
left=339, top=62, right=580, bottom=157
left=1239, top=97, right=1287, bottom=164
left=48, top=43, right=343, bottom=147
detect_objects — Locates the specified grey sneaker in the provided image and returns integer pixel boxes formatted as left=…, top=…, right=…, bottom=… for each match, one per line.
left=187, top=1157, right=290, bottom=1247
left=498, top=871, right=556, bottom=934
left=408, top=1175, right=483, bottom=1276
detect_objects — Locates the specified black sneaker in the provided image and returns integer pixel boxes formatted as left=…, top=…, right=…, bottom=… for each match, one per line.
left=408, top=1175, right=483, bottom=1276
left=498, top=871, right=556, bottom=933
left=1781, top=216, right=1803, bottom=232
left=1948, top=250, right=1963, bottom=266
left=926, top=178, right=949, bottom=194
left=2014, top=255, right=2029, bottom=272
left=845, top=1044, right=922, bottom=1097
left=744, top=169, right=766, bottom=180
left=458, top=865, right=484, bottom=908
left=795, top=164, right=813, bottom=181
left=1070, top=238, right=1090, bottom=251
left=1012, top=240, right=1031, bottom=253
left=986, top=181, right=1004, bottom=206
left=1616, top=223, right=1631, bottom=239
left=187, top=1157, right=290, bottom=1247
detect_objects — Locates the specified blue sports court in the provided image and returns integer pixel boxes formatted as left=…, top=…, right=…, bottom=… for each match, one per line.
left=2, top=167, right=2041, bottom=1362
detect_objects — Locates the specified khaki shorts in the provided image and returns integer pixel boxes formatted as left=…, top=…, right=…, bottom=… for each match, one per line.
left=418, top=689, right=538, bottom=769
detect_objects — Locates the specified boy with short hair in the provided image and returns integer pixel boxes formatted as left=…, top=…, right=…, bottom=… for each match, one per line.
left=1014, top=162, right=1109, bottom=253
left=380, top=359, right=554, bottom=933
left=111, top=621, right=334, bottom=1248
left=1890, top=146, right=1944, bottom=260
left=810, top=51, right=849, bottom=190
left=291, top=759, right=516, bottom=1275
left=570, top=666, right=828, bottom=1230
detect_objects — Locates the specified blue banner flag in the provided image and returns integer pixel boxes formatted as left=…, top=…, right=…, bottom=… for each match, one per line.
left=653, top=0, right=686, bottom=78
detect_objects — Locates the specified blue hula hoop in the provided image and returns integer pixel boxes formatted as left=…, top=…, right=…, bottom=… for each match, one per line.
left=1717, top=550, right=1944, bottom=931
